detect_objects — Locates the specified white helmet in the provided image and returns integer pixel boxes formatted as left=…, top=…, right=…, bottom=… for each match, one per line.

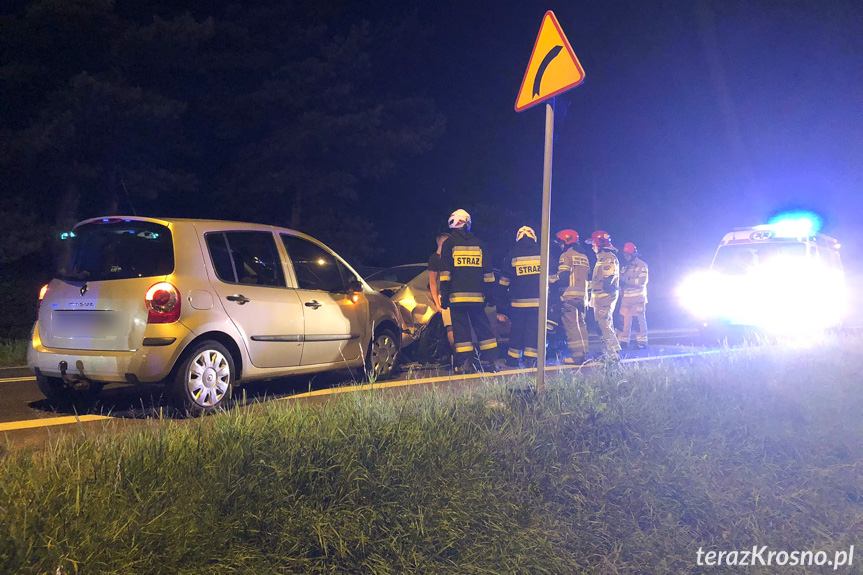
left=516, top=226, right=537, bottom=242
left=448, top=209, right=471, bottom=230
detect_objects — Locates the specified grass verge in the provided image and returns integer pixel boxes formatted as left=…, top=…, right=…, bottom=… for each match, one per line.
left=2, top=340, right=863, bottom=574
left=0, top=338, right=27, bottom=368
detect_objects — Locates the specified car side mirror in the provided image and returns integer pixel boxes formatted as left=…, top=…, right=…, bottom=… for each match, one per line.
left=347, top=279, right=363, bottom=293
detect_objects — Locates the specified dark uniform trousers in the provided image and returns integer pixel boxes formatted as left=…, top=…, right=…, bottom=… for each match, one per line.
left=451, top=306, right=498, bottom=365
left=506, top=307, right=539, bottom=366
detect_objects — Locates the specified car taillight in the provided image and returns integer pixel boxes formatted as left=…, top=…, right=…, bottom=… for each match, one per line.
left=145, top=282, right=181, bottom=324
left=38, top=284, right=49, bottom=311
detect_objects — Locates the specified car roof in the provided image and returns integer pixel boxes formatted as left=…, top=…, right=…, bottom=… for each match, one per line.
left=73, top=216, right=368, bottom=280
left=74, top=215, right=322, bottom=238
left=719, top=228, right=840, bottom=250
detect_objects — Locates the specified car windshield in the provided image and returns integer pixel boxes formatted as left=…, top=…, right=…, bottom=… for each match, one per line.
left=365, top=266, right=424, bottom=284
left=712, top=242, right=806, bottom=274
left=58, top=220, right=174, bottom=281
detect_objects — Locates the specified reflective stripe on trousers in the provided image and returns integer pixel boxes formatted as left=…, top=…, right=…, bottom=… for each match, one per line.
left=618, top=301, right=647, bottom=345
left=450, top=305, right=497, bottom=364
left=561, top=300, right=589, bottom=356
left=505, top=307, right=539, bottom=366
left=593, top=295, right=621, bottom=353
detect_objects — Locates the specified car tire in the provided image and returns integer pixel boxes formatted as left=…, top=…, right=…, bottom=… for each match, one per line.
left=415, top=313, right=451, bottom=365
left=366, top=328, right=399, bottom=381
left=172, top=340, right=234, bottom=415
left=36, top=373, right=103, bottom=403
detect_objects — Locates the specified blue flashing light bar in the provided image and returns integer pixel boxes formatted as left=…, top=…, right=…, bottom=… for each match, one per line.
left=756, top=211, right=823, bottom=238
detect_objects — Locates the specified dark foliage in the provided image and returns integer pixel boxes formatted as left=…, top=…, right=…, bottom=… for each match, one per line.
left=0, top=0, right=444, bottom=267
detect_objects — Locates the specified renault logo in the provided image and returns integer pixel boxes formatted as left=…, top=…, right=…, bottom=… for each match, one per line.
left=749, top=230, right=774, bottom=241
left=80, top=283, right=89, bottom=296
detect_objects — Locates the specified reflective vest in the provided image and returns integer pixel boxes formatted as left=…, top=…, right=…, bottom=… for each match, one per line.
left=440, top=229, right=495, bottom=306
left=621, top=256, right=648, bottom=303
left=557, top=246, right=590, bottom=304
left=591, top=249, right=619, bottom=300
left=499, top=239, right=541, bottom=308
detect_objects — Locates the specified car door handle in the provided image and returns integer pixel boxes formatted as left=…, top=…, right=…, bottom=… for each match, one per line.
left=226, top=294, right=250, bottom=305
left=305, top=300, right=322, bottom=309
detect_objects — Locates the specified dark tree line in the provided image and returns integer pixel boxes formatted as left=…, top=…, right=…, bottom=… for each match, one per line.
left=0, top=0, right=444, bottom=268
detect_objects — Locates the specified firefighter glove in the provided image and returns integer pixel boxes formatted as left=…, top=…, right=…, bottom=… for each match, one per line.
left=485, top=292, right=496, bottom=308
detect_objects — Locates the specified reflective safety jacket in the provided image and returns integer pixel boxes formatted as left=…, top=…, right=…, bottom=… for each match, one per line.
left=499, top=238, right=541, bottom=309
left=440, top=228, right=496, bottom=306
left=590, top=248, right=620, bottom=300
left=557, top=245, right=590, bottom=304
left=620, top=256, right=649, bottom=303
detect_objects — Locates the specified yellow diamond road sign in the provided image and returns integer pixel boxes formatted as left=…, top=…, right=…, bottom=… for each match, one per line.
left=515, top=11, right=585, bottom=112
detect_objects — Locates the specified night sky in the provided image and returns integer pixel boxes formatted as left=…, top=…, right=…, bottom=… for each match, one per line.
left=2, top=0, right=861, bottom=320
left=364, top=0, right=862, bottom=306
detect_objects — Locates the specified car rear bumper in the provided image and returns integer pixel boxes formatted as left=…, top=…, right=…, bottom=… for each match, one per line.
left=27, top=322, right=191, bottom=384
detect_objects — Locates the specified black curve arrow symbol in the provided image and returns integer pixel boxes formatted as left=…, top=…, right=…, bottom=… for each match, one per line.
left=533, top=45, right=563, bottom=97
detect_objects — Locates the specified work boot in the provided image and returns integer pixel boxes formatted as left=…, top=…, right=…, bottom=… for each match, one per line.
left=453, top=360, right=474, bottom=375
left=479, top=361, right=499, bottom=374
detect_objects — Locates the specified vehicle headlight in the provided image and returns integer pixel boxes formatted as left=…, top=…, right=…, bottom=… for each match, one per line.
left=677, top=270, right=723, bottom=319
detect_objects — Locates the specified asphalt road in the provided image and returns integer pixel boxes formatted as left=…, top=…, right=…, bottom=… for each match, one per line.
left=0, top=328, right=700, bottom=450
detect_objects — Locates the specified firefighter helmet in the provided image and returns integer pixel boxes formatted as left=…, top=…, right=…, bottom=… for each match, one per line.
left=516, top=226, right=537, bottom=242
left=448, top=209, right=471, bottom=230
left=590, top=230, right=613, bottom=248
left=623, top=242, right=637, bottom=254
left=555, top=229, right=579, bottom=245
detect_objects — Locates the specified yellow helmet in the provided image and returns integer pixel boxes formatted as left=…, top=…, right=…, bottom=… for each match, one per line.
left=516, top=226, right=537, bottom=242
left=448, top=209, right=471, bottom=230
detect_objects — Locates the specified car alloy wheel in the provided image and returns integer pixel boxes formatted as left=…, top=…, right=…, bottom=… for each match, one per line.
left=174, top=340, right=235, bottom=413
left=369, top=329, right=398, bottom=379
left=187, top=348, right=231, bottom=408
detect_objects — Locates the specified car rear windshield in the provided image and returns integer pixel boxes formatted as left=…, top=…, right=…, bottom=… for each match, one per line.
left=58, top=220, right=174, bottom=281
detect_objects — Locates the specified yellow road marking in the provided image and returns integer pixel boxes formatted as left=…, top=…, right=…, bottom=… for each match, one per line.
left=0, top=414, right=112, bottom=432
left=0, top=376, right=37, bottom=384
left=0, top=349, right=716, bottom=432
left=282, top=360, right=604, bottom=400
left=281, top=349, right=720, bottom=401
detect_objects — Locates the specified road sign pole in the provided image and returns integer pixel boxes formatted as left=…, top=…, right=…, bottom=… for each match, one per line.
left=515, top=11, right=584, bottom=391
left=536, top=98, right=554, bottom=393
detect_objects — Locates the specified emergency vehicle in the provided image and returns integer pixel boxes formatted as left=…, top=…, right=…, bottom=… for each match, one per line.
left=679, top=217, right=846, bottom=337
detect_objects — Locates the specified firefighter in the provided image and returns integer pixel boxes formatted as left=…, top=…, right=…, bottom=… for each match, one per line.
left=498, top=226, right=541, bottom=367
left=427, top=232, right=454, bottom=351
left=618, top=241, right=649, bottom=349
left=555, top=229, right=591, bottom=364
left=439, top=209, right=498, bottom=372
left=589, top=230, right=622, bottom=360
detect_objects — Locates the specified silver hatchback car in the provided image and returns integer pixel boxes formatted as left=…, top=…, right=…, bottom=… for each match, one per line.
left=28, top=217, right=405, bottom=412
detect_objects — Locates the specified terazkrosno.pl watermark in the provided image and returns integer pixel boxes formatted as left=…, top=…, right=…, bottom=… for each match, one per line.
left=696, top=546, right=855, bottom=569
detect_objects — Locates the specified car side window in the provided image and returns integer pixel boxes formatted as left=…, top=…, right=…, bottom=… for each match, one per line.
left=206, top=231, right=285, bottom=287
left=281, top=235, right=349, bottom=292
left=817, top=246, right=842, bottom=270
left=206, top=233, right=236, bottom=283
